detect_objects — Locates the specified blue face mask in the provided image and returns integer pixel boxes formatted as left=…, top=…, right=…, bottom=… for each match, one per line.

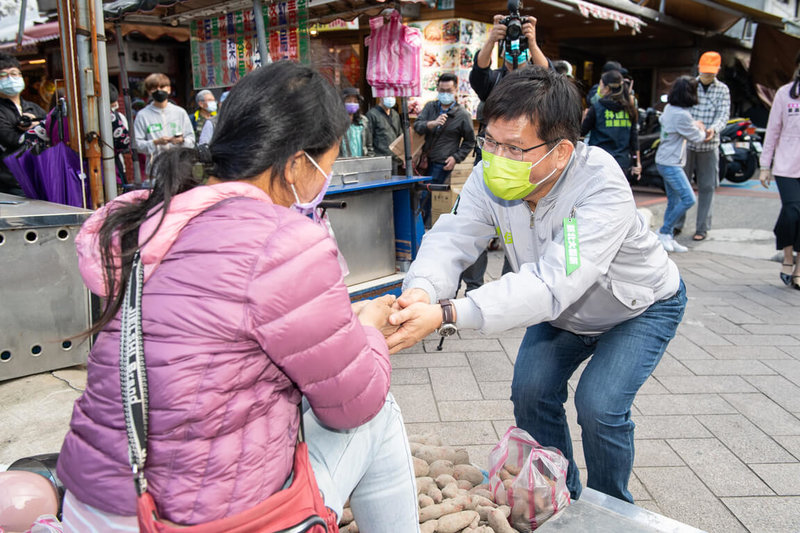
left=382, top=97, right=396, bottom=109
left=0, top=76, right=25, bottom=97
left=504, top=50, right=530, bottom=68
left=438, top=92, right=455, bottom=106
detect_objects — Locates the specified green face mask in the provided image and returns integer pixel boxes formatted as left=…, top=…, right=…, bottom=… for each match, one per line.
left=481, top=143, right=560, bottom=200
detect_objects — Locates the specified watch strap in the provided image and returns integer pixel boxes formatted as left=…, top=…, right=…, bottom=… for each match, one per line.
left=438, top=299, right=455, bottom=326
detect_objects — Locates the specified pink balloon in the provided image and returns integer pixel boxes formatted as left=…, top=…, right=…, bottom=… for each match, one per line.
left=0, top=471, right=59, bottom=532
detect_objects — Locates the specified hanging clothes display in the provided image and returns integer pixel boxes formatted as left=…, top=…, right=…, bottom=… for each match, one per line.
left=366, top=11, right=421, bottom=97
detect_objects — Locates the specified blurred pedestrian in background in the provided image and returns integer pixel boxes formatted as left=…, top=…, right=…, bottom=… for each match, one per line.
left=760, top=51, right=800, bottom=289
left=367, top=96, right=402, bottom=174
left=340, top=87, right=373, bottom=158
left=190, top=89, right=217, bottom=140
left=588, top=61, right=626, bottom=105
left=133, top=73, right=195, bottom=177
left=413, top=73, right=475, bottom=227
left=198, top=91, right=229, bottom=145
left=108, top=84, right=130, bottom=186
left=0, top=52, right=45, bottom=195
left=674, top=51, right=730, bottom=242
left=581, top=70, right=641, bottom=181
left=655, top=76, right=706, bottom=253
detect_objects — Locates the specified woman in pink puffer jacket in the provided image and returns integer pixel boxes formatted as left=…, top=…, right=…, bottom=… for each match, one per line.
left=56, top=61, right=420, bottom=531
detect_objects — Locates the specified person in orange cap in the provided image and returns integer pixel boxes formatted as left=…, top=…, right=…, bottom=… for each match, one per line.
left=674, top=51, right=730, bottom=242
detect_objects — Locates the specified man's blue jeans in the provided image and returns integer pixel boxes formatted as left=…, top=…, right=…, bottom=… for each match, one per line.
left=422, top=162, right=452, bottom=227
left=511, top=280, right=687, bottom=503
left=657, top=164, right=696, bottom=236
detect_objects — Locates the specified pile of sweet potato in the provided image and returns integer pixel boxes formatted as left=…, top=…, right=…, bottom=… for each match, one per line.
left=337, top=434, right=524, bottom=533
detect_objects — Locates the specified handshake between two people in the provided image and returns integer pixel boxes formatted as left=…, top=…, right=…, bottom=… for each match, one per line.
left=351, top=288, right=447, bottom=354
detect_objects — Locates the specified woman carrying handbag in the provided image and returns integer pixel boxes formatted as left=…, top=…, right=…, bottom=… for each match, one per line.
left=56, top=61, right=420, bottom=532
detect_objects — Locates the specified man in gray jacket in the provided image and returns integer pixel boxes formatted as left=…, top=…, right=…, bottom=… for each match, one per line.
left=387, top=67, right=686, bottom=504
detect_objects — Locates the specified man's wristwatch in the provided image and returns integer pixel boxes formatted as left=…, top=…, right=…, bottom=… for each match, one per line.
left=437, top=299, right=458, bottom=337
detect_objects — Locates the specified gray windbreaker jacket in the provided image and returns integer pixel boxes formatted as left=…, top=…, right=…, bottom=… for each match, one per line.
left=403, top=142, right=680, bottom=336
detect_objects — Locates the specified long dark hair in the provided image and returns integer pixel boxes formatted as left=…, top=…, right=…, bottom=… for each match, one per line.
left=601, top=70, right=637, bottom=123
left=87, top=60, right=349, bottom=336
left=791, top=50, right=800, bottom=100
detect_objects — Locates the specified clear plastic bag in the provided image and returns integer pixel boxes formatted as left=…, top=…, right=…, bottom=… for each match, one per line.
left=488, top=427, right=571, bottom=531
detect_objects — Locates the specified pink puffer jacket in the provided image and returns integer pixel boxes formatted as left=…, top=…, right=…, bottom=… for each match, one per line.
left=56, top=181, right=392, bottom=523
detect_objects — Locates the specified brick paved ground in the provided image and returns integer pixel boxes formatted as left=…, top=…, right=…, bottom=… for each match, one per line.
left=391, top=249, right=800, bottom=533
left=2, top=249, right=799, bottom=532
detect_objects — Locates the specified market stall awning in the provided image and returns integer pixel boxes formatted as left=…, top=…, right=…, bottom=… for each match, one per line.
left=0, top=21, right=61, bottom=54
left=103, top=0, right=427, bottom=24
left=574, top=0, right=644, bottom=33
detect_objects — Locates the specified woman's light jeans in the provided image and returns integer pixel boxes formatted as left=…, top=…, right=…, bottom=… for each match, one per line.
left=304, top=393, right=421, bottom=532
left=657, top=164, right=696, bottom=235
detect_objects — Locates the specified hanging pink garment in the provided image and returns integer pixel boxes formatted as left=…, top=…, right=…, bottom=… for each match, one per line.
left=366, top=11, right=421, bottom=97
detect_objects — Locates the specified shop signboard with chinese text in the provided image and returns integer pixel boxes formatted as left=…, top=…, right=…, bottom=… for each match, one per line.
left=267, top=0, right=309, bottom=63
left=189, top=2, right=308, bottom=90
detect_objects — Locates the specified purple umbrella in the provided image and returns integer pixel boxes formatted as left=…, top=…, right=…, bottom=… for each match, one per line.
left=3, top=148, right=46, bottom=200
left=32, top=143, right=88, bottom=208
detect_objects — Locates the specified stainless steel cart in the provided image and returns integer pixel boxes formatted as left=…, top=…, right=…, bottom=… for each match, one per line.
left=0, top=194, right=93, bottom=381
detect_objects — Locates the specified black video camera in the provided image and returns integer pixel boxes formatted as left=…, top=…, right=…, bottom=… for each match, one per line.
left=17, top=115, right=32, bottom=130
left=501, top=0, right=528, bottom=68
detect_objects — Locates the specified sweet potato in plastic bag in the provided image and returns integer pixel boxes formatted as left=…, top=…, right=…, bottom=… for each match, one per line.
left=488, top=427, right=571, bottom=531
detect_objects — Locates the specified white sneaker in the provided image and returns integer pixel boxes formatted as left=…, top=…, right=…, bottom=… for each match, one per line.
left=658, top=233, right=674, bottom=252
left=671, top=239, right=689, bottom=253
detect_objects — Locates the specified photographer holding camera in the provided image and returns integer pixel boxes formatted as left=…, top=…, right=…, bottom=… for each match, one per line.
left=470, top=3, right=549, bottom=108
left=0, top=53, right=45, bottom=195
left=463, top=2, right=550, bottom=292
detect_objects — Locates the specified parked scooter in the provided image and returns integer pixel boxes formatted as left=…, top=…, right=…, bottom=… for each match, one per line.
left=718, top=118, right=762, bottom=183
left=635, top=107, right=665, bottom=190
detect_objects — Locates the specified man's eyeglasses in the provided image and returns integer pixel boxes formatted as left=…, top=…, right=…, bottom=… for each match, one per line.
left=477, top=136, right=550, bottom=161
left=0, top=70, right=23, bottom=80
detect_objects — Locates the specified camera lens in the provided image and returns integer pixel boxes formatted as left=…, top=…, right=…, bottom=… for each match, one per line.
left=507, top=22, right=522, bottom=40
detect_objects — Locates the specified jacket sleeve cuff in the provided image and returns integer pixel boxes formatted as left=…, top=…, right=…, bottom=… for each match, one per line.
left=453, top=297, right=483, bottom=331
left=405, top=277, right=437, bottom=305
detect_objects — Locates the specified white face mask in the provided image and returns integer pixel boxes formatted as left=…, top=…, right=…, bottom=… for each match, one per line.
left=290, top=152, right=332, bottom=224
left=289, top=152, right=350, bottom=277
left=206, top=101, right=218, bottom=113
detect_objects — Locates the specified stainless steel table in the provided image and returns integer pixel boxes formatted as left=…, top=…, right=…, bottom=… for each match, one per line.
left=537, top=488, right=705, bottom=532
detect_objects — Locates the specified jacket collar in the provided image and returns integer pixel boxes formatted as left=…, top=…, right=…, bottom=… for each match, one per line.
left=76, top=182, right=273, bottom=296
left=533, top=142, right=580, bottom=212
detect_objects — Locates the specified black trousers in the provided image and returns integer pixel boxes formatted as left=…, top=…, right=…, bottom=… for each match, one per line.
left=775, top=176, right=800, bottom=252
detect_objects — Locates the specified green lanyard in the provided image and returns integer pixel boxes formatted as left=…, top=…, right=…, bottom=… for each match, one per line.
left=563, top=210, right=580, bottom=276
